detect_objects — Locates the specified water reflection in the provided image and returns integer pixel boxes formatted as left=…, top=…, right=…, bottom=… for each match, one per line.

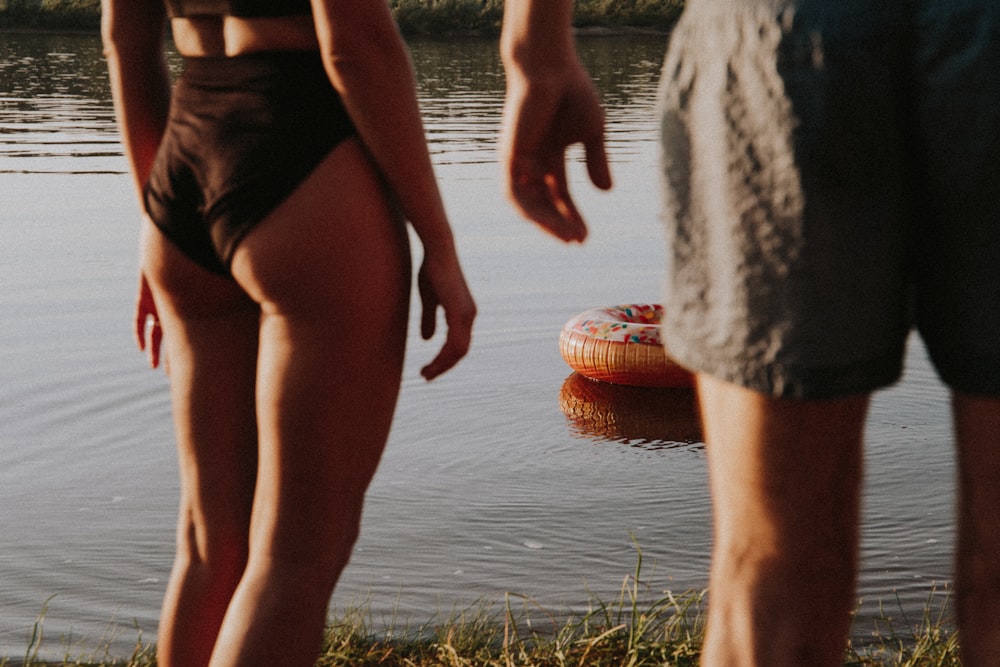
left=0, top=33, right=119, bottom=174
left=406, top=35, right=670, bottom=166
left=559, top=372, right=703, bottom=447
left=576, top=35, right=668, bottom=161
left=575, top=35, right=669, bottom=110
left=0, top=34, right=111, bottom=99
left=0, top=33, right=671, bottom=174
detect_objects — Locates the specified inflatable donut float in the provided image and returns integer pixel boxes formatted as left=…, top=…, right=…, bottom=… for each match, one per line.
left=559, top=304, right=694, bottom=388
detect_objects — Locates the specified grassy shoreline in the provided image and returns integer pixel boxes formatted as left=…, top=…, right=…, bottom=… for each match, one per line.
left=0, top=0, right=682, bottom=35
left=1, top=572, right=962, bottom=666
left=0, top=601, right=964, bottom=667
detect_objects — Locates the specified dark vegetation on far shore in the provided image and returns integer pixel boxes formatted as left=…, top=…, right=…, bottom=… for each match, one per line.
left=0, top=0, right=683, bottom=34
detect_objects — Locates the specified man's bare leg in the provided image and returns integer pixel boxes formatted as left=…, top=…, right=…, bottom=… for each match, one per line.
left=697, top=375, right=869, bottom=667
left=953, top=392, right=1000, bottom=667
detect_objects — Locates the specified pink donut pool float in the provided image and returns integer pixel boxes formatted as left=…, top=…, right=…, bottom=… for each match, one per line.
left=559, top=304, right=694, bottom=388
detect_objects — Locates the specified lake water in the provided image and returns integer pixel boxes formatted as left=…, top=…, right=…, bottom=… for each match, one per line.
left=0, top=31, right=957, bottom=660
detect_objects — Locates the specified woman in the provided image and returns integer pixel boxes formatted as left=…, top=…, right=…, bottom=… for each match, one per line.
left=101, top=0, right=476, bottom=665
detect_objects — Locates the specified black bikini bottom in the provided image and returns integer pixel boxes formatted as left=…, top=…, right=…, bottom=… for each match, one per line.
left=144, top=51, right=357, bottom=276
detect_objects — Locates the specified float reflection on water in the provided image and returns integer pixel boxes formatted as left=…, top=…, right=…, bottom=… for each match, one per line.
left=559, top=372, right=703, bottom=448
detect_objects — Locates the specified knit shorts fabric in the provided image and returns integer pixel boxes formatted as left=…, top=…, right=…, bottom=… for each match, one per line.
left=658, top=0, right=1000, bottom=399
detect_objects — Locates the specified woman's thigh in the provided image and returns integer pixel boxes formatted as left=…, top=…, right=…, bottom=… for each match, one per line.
left=141, top=220, right=262, bottom=548
left=229, top=138, right=411, bottom=557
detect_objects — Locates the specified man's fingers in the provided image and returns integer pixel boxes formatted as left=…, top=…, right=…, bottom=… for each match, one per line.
left=509, top=164, right=587, bottom=243
left=584, top=137, right=612, bottom=191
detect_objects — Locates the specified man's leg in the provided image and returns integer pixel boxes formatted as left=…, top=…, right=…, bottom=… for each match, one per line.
left=697, top=375, right=869, bottom=667
left=953, top=392, right=1000, bottom=667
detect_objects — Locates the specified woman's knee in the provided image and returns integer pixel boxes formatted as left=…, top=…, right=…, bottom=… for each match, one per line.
left=173, top=520, right=250, bottom=589
left=244, top=520, right=360, bottom=601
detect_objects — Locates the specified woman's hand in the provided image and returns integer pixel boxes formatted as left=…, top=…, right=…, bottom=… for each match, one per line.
left=135, top=270, right=164, bottom=370
left=417, top=244, right=476, bottom=381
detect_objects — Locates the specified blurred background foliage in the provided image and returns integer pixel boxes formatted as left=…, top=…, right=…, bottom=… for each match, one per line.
left=1, top=0, right=683, bottom=34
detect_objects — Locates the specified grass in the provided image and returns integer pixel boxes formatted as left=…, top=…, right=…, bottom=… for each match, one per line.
left=844, top=590, right=962, bottom=667
left=0, top=0, right=683, bottom=34
left=1, top=551, right=963, bottom=667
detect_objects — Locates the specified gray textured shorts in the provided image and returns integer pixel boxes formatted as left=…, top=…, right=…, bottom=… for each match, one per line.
left=659, top=0, right=1000, bottom=399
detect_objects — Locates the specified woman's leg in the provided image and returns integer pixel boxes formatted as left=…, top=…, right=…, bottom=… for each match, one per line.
left=697, top=375, right=869, bottom=667
left=953, top=392, right=1000, bottom=667
left=140, top=222, right=262, bottom=667
left=212, top=138, right=411, bottom=667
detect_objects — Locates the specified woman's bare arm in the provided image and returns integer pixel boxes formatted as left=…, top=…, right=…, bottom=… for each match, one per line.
left=310, top=0, right=451, bottom=247
left=101, top=0, right=171, bottom=203
left=310, top=0, right=475, bottom=378
left=102, top=0, right=171, bottom=366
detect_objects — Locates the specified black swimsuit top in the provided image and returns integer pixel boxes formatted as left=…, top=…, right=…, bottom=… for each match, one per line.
left=165, top=0, right=312, bottom=18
